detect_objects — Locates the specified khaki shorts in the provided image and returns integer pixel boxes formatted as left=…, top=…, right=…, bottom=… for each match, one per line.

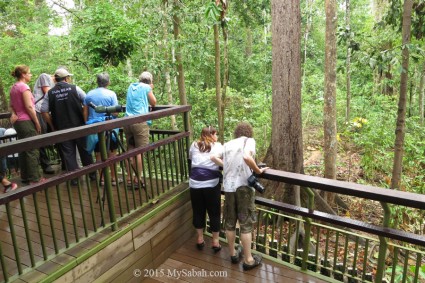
left=224, top=186, right=257, bottom=234
left=123, top=122, right=149, bottom=149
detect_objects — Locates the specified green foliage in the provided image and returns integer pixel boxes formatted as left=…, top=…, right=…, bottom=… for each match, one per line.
left=205, top=1, right=222, bottom=23
left=384, top=0, right=425, bottom=40
left=188, top=87, right=271, bottom=159
left=71, top=2, right=140, bottom=67
left=386, top=264, right=425, bottom=283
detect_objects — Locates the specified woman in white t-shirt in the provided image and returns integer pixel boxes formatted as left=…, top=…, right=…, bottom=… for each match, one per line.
left=189, top=126, right=223, bottom=252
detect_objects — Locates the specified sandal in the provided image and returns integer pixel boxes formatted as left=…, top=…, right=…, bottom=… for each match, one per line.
left=196, top=241, right=205, bottom=250
left=230, top=245, right=243, bottom=264
left=3, top=182, right=18, bottom=193
left=242, top=254, right=262, bottom=271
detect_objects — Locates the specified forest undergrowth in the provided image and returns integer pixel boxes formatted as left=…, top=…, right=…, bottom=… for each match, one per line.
left=303, top=126, right=384, bottom=227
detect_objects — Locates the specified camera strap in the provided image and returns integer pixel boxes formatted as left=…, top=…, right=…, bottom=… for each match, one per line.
left=243, top=137, right=254, bottom=174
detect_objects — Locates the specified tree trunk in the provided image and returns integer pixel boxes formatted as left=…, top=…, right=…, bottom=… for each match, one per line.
left=163, top=0, right=176, bottom=130
left=391, top=0, right=413, bottom=190
left=173, top=0, right=191, bottom=135
left=301, top=0, right=314, bottom=89
left=323, top=0, right=338, bottom=205
left=420, top=61, right=425, bottom=126
left=345, top=0, right=351, bottom=123
left=213, top=23, right=224, bottom=144
left=265, top=0, right=303, bottom=206
left=219, top=0, right=229, bottom=144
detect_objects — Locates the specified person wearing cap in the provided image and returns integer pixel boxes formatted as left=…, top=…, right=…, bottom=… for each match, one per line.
left=40, top=68, right=94, bottom=185
left=33, top=73, right=55, bottom=174
left=123, top=71, right=156, bottom=187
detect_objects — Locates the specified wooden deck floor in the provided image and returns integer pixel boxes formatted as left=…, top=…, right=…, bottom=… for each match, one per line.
left=141, top=235, right=328, bottom=283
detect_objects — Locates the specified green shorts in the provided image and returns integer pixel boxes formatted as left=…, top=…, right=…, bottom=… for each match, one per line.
left=224, top=186, right=257, bottom=234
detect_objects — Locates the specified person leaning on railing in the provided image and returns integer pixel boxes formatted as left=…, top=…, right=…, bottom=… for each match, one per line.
left=211, top=122, right=269, bottom=271
left=40, top=68, right=95, bottom=186
left=122, top=71, right=157, bottom=188
left=188, top=126, right=223, bottom=253
left=83, top=72, right=122, bottom=186
left=9, top=65, right=45, bottom=185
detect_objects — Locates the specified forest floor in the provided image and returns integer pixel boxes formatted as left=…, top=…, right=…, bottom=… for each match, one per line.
left=302, top=128, right=384, bottom=226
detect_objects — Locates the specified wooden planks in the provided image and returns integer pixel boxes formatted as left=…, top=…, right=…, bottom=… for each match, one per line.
left=151, top=235, right=328, bottom=283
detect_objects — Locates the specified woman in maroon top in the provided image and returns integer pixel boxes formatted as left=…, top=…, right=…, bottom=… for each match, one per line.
left=9, top=65, right=44, bottom=184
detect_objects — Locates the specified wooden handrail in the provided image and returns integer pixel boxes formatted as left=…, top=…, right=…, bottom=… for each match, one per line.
left=260, top=169, right=425, bottom=210
left=0, top=105, right=191, bottom=157
left=256, top=196, right=425, bottom=247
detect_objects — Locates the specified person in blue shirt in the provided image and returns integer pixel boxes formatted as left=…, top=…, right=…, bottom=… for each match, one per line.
left=83, top=72, right=122, bottom=186
left=123, top=71, right=157, bottom=187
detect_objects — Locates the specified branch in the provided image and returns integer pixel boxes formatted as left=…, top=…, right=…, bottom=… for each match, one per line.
left=50, top=0, right=83, bottom=22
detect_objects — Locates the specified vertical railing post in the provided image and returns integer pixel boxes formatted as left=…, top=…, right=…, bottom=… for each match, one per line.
left=302, top=187, right=315, bottom=270
left=375, top=202, right=390, bottom=283
left=183, top=109, right=190, bottom=179
left=99, top=132, right=117, bottom=230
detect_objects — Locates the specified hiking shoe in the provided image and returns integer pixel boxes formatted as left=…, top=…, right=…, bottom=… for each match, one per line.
left=242, top=254, right=262, bottom=271
left=230, top=245, right=243, bottom=264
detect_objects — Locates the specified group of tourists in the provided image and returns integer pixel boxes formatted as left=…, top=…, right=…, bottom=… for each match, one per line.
left=188, top=122, right=269, bottom=271
left=6, top=65, right=156, bottom=191
left=7, top=64, right=268, bottom=271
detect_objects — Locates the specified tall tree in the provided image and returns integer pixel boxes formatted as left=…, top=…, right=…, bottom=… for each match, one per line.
left=420, top=61, right=425, bottom=126
left=219, top=0, right=229, bottom=145
left=323, top=0, right=338, bottom=205
left=213, top=19, right=223, bottom=142
left=345, top=0, right=351, bottom=123
left=173, top=0, right=190, bottom=132
left=162, top=0, right=177, bottom=130
left=301, top=0, right=315, bottom=88
left=266, top=0, right=303, bottom=205
left=391, top=0, right=413, bottom=190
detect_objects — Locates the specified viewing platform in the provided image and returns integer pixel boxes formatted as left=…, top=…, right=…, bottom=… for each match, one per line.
left=0, top=105, right=424, bottom=283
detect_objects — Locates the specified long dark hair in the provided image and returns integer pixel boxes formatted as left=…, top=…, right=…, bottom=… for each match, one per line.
left=196, top=126, right=217, bottom=153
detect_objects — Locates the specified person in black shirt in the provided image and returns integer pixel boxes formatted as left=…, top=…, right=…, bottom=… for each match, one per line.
left=41, top=68, right=94, bottom=185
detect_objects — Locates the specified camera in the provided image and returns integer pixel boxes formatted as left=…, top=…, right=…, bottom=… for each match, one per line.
left=247, top=174, right=265, bottom=194
left=247, top=163, right=266, bottom=194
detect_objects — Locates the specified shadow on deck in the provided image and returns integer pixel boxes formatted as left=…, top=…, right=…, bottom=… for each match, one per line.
left=143, top=234, right=328, bottom=283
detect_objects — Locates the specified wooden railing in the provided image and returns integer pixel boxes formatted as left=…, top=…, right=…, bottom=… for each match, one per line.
left=208, top=170, right=425, bottom=283
left=0, top=105, right=191, bottom=282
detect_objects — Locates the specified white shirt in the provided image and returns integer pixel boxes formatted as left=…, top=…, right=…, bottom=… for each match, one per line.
left=221, top=137, right=256, bottom=192
left=189, top=141, right=223, bottom=189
